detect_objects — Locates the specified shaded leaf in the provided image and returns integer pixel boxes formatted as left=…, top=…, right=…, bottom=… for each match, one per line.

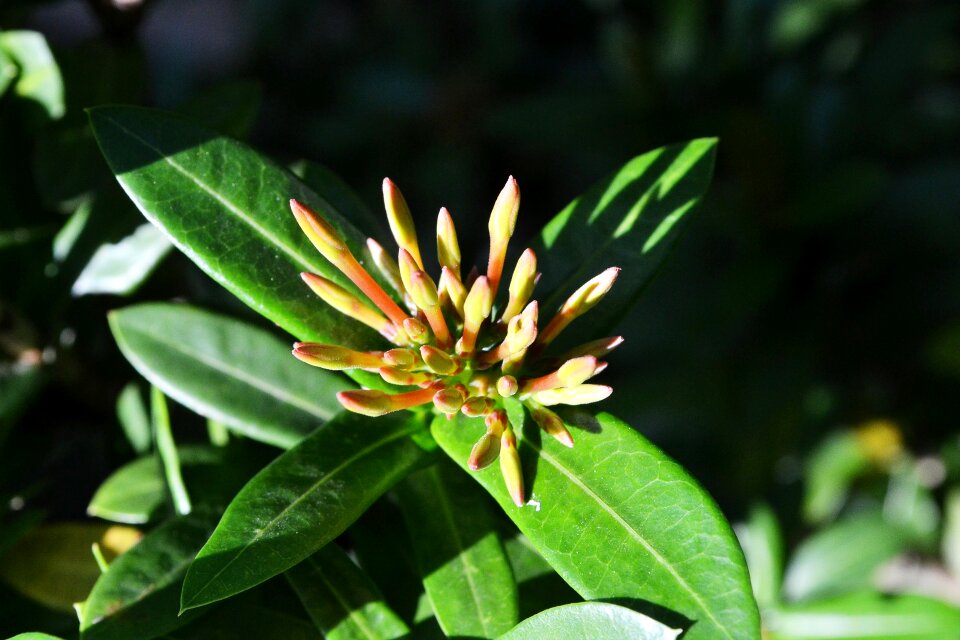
left=735, top=504, right=784, bottom=609
left=398, top=461, right=518, bottom=638
left=286, top=544, right=409, bottom=640
left=0, top=30, right=64, bottom=122
left=180, top=411, right=430, bottom=611
left=117, top=383, right=151, bottom=455
left=72, top=224, right=172, bottom=297
left=178, top=80, right=262, bottom=139
left=110, top=303, right=351, bottom=449
left=498, top=602, right=681, bottom=640
left=433, top=411, right=760, bottom=640
left=504, top=535, right=579, bottom=620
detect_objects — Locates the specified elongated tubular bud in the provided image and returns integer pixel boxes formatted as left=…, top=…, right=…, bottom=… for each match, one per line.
left=293, top=343, right=384, bottom=371
left=419, top=345, right=458, bottom=375
left=403, top=317, right=430, bottom=344
left=439, top=267, right=467, bottom=318
left=436, top=207, right=461, bottom=278
left=366, top=238, right=410, bottom=304
left=497, top=375, right=518, bottom=397
left=479, top=301, right=538, bottom=366
left=530, top=384, right=612, bottom=407
left=383, top=348, right=418, bottom=370
left=557, top=336, right=624, bottom=361
left=486, top=176, right=520, bottom=296
left=398, top=249, right=451, bottom=348
left=383, top=178, right=423, bottom=268
left=337, top=384, right=439, bottom=417
left=459, top=276, right=493, bottom=355
left=499, top=426, right=525, bottom=507
left=537, top=267, right=620, bottom=348
left=292, top=200, right=410, bottom=328
left=528, top=402, right=574, bottom=448
left=520, top=356, right=599, bottom=394
left=433, top=386, right=465, bottom=414
left=378, top=366, right=434, bottom=387
left=461, top=396, right=495, bottom=417
left=300, top=273, right=398, bottom=342
left=501, top=248, right=537, bottom=323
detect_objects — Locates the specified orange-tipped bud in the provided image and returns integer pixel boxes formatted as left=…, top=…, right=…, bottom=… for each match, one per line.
left=459, top=276, right=493, bottom=355
left=486, top=176, right=521, bottom=295
left=531, top=384, right=612, bottom=407
left=499, top=427, right=525, bottom=507
left=497, top=375, right=518, bottom=397
left=300, top=273, right=397, bottom=342
left=461, top=396, right=495, bottom=417
left=383, top=348, right=418, bottom=369
left=337, top=385, right=438, bottom=416
left=556, top=355, right=600, bottom=387
left=379, top=366, right=433, bottom=387
left=433, top=386, right=465, bottom=414
left=403, top=317, right=430, bottom=344
left=439, top=267, right=467, bottom=318
left=419, top=345, right=458, bottom=375
left=382, top=178, right=422, bottom=268
left=398, top=249, right=439, bottom=309
left=468, top=431, right=500, bottom=470
left=291, top=199, right=348, bottom=259
left=366, top=238, right=408, bottom=302
left=501, top=248, right=537, bottom=323
left=529, top=402, right=574, bottom=448
left=539, top=267, right=620, bottom=347
left=293, top=343, right=384, bottom=371
left=436, top=207, right=461, bottom=276
left=558, top=335, right=624, bottom=361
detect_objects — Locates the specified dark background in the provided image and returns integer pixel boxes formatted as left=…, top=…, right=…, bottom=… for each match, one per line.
left=1, top=0, right=959, bottom=611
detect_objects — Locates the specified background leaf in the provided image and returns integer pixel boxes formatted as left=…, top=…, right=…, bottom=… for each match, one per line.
left=110, top=303, right=351, bottom=449
left=71, top=224, right=172, bottom=297
left=286, top=543, right=409, bottom=640
left=735, top=504, right=784, bottom=609
left=87, top=456, right=166, bottom=525
left=180, top=411, right=430, bottom=611
left=0, top=30, right=64, bottom=123
left=397, top=460, right=518, bottom=638
left=498, top=602, right=681, bottom=640
left=432, top=411, right=760, bottom=640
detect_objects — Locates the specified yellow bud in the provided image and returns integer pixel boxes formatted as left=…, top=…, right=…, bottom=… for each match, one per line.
left=460, top=276, right=493, bottom=355
left=501, top=248, right=538, bottom=322
left=436, top=207, right=461, bottom=276
left=488, top=176, right=520, bottom=242
left=382, top=178, right=422, bottom=267
left=419, top=345, right=458, bottom=375
left=398, top=249, right=439, bottom=310
left=383, top=348, right=418, bottom=369
left=529, top=402, right=574, bottom=448
left=531, top=384, right=612, bottom=407
left=499, top=427, right=525, bottom=507
left=290, top=200, right=348, bottom=260
left=497, top=375, right=518, bottom=397
left=366, top=238, right=408, bottom=301
left=402, top=317, right=430, bottom=344
left=556, top=356, right=600, bottom=387
left=292, top=343, right=383, bottom=371
left=433, top=387, right=466, bottom=414
left=469, top=431, right=500, bottom=470
left=439, top=267, right=467, bottom=318
left=461, top=396, right=494, bottom=417
left=337, top=385, right=438, bottom=416
left=378, top=366, right=433, bottom=387
left=539, top=267, right=620, bottom=347
left=300, top=273, right=396, bottom=341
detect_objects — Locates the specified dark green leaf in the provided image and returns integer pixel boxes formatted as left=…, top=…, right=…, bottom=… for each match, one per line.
left=80, top=513, right=218, bottom=640
left=783, top=511, right=910, bottom=602
left=164, top=599, right=317, bottom=640
left=734, top=504, right=784, bottom=609
left=504, top=535, right=580, bottom=620
left=0, top=30, right=64, bottom=122
left=117, top=383, right=151, bottom=455
left=88, top=106, right=391, bottom=360
left=765, top=592, right=960, bottom=640
left=498, top=602, right=681, bottom=640
left=533, top=139, right=716, bottom=345
left=110, top=303, right=351, bottom=449
left=72, top=224, right=171, bottom=296
left=294, top=161, right=385, bottom=239
left=286, top=544, right=409, bottom=640
left=397, top=461, right=518, bottom=638
left=178, top=81, right=262, bottom=139
left=433, top=411, right=760, bottom=640
left=180, top=411, right=430, bottom=611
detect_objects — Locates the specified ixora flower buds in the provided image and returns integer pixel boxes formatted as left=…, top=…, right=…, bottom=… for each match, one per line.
left=290, top=177, right=622, bottom=506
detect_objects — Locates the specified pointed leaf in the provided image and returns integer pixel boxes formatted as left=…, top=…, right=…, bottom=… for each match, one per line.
left=87, top=455, right=166, bottom=525
left=498, top=602, right=681, bottom=640
left=286, top=544, right=409, bottom=640
left=80, top=513, right=218, bottom=640
left=180, top=411, right=430, bottom=611
left=533, top=139, right=716, bottom=344
left=433, top=411, right=760, bottom=640
left=110, top=303, right=351, bottom=449
left=397, top=461, right=518, bottom=638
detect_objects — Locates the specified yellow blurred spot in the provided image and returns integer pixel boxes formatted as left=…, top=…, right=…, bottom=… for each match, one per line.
left=854, top=419, right=904, bottom=466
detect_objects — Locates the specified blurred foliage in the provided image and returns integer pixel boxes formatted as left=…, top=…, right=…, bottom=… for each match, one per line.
left=1, top=0, right=959, bottom=637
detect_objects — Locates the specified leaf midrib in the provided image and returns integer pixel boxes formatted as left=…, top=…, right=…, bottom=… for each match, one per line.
left=525, top=438, right=733, bottom=640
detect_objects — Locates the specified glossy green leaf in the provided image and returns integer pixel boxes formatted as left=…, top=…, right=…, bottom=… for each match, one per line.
left=117, top=383, right=151, bottom=455
left=88, top=106, right=391, bottom=359
left=504, top=535, right=579, bottom=619
left=499, top=602, right=681, bottom=640
left=783, top=511, right=909, bottom=602
left=80, top=513, right=218, bottom=640
left=72, top=224, right=172, bottom=297
left=0, top=31, right=64, bottom=121
left=433, top=410, right=760, bottom=640
left=735, top=504, right=784, bottom=609
left=533, top=139, right=716, bottom=345
left=286, top=544, right=409, bottom=640
left=397, top=461, right=518, bottom=638
left=87, top=455, right=166, bottom=524
left=110, top=303, right=351, bottom=449
left=180, top=411, right=430, bottom=611
left=765, top=592, right=960, bottom=640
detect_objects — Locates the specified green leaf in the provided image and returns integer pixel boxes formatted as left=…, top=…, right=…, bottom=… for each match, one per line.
left=0, top=30, right=64, bottom=122
left=180, top=411, right=430, bottom=611
left=432, top=411, right=760, bottom=640
left=397, top=461, right=518, bottom=638
left=765, top=592, right=960, bottom=640
left=803, top=431, right=870, bottom=524
left=88, top=106, right=391, bottom=359
left=734, top=504, right=784, bottom=609
left=72, top=224, right=172, bottom=297
left=109, top=303, right=351, bottom=449
left=10, top=634, right=67, bottom=640
left=533, top=139, right=716, bottom=344
left=164, top=597, right=317, bottom=639
left=178, top=80, right=262, bottom=139
left=943, top=488, right=960, bottom=578
left=80, top=513, right=218, bottom=640
left=504, top=535, right=579, bottom=620
left=117, top=383, right=151, bottom=455
left=498, top=602, right=681, bottom=640
left=152, top=387, right=192, bottom=516
left=783, top=511, right=909, bottom=602
left=87, top=455, right=166, bottom=525
left=286, top=544, right=409, bottom=640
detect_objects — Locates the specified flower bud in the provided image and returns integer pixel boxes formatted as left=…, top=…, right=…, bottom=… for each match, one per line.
left=496, top=375, right=518, bottom=397
left=558, top=335, right=624, bottom=361
left=402, top=317, right=430, bottom=344
left=366, top=238, right=408, bottom=302
left=337, top=385, right=438, bottom=416
left=398, top=249, right=439, bottom=309
left=383, top=348, right=418, bottom=369
left=382, top=178, right=422, bottom=267
left=529, top=402, right=574, bottom=448
left=300, top=273, right=397, bottom=341
left=531, top=384, right=612, bottom=406
left=486, top=176, right=521, bottom=295
left=468, top=432, right=500, bottom=470
left=499, top=427, right=525, bottom=507
left=379, top=366, right=433, bottom=387
left=420, top=345, right=458, bottom=375
left=461, top=396, right=494, bottom=417
left=292, top=343, right=384, bottom=371
left=556, top=356, right=600, bottom=387
left=290, top=199, right=347, bottom=259
left=501, top=248, right=537, bottom=323
left=436, top=207, right=461, bottom=276
left=433, top=386, right=466, bottom=414
left=460, top=276, right=493, bottom=355
left=539, top=267, right=620, bottom=347
left=439, top=267, right=467, bottom=318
